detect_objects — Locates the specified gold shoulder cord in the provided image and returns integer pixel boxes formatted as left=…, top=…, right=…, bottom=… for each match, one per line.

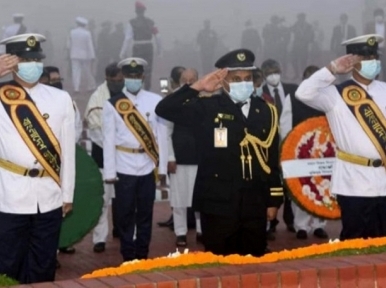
left=239, top=103, right=278, bottom=178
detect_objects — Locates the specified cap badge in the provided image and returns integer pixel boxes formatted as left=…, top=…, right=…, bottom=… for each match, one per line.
left=26, top=36, right=37, bottom=47
left=367, top=37, right=376, bottom=46
left=237, top=53, right=246, bottom=62
left=130, top=61, right=138, bottom=67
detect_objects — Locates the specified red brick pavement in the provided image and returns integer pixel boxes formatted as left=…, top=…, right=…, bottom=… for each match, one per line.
left=55, top=201, right=341, bottom=281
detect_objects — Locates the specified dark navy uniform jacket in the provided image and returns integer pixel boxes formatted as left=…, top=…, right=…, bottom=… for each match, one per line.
left=156, top=85, right=283, bottom=216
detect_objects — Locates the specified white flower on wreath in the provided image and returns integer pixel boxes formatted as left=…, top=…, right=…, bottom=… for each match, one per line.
left=302, top=185, right=311, bottom=196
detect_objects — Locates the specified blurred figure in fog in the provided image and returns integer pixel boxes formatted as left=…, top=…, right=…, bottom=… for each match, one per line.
left=110, top=23, right=125, bottom=62
left=291, top=13, right=314, bottom=80
left=120, top=1, right=162, bottom=90
left=0, top=14, right=28, bottom=54
left=241, top=20, right=262, bottom=60
left=262, top=16, right=289, bottom=77
left=67, top=17, right=96, bottom=93
left=96, top=21, right=113, bottom=83
left=364, top=8, right=386, bottom=80
left=197, top=20, right=218, bottom=74
left=42, top=30, right=55, bottom=65
left=310, top=21, right=325, bottom=66
left=330, top=13, right=356, bottom=57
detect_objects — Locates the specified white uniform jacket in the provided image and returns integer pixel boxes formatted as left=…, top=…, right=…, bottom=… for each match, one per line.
left=295, top=67, right=386, bottom=197
left=0, top=83, right=75, bottom=214
left=102, top=89, right=168, bottom=179
left=85, top=82, right=111, bottom=148
left=68, top=27, right=95, bottom=60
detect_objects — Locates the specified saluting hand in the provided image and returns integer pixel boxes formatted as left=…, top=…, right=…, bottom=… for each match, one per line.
left=0, top=54, right=19, bottom=77
left=328, top=54, right=361, bottom=75
left=191, top=69, right=228, bottom=93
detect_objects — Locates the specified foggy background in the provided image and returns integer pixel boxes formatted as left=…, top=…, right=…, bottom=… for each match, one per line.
left=1, top=0, right=384, bottom=113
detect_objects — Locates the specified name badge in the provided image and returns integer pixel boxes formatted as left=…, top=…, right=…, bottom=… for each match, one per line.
left=214, top=128, right=228, bottom=148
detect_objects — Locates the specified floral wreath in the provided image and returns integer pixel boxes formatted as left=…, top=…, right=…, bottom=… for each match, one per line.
left=280, top=116, right=340, bottom=220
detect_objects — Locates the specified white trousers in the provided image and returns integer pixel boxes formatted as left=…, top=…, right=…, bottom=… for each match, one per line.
left=71, top=59, right=96, bottom=92
left=291, top=201, right=327, bottom=233
left=92, top=169, right=115, bottom=244
left=173, top=207, right=202, bottom=236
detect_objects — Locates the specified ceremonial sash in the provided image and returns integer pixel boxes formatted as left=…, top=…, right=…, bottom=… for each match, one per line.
left=336, top=80, right=386, bottom=167
left=0, top=82, right=61, bottom=185
left=109, top=94, right=159, bottom=166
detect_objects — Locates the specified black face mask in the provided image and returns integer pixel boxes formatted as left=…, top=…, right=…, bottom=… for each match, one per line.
left=50, top=82, right=63, bottom=90
left=107, top=81, right=124, bottom=96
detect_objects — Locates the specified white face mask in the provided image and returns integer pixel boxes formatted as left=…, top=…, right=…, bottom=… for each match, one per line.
left=266, top=73, right=281, bottom=87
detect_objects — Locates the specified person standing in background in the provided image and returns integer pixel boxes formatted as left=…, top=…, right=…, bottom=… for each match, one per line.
left=197, top=20, right=218, bottom=75
left=241, top=20, right=262, bottom=60
left=331, top=14, right=357, bottom=57
left=85, top=63, right=125, bottom=252
left=167, top=68, right=202, bottom=247
left=280, top=65, right=328, bottom=240
left=96, top=22, right=113, bottom=83
left=291, top=13, right=314, bottom=80
left=364, top=8, right=386, bottom=80
left=0, top=14, right=28, bottom=54
left=120, top=1, right=162, bottom=90
left=68, top=17, right=96, bottom=93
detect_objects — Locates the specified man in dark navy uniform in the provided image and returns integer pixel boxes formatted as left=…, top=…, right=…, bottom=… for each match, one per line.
left=156, top=49, right=283, bottom=256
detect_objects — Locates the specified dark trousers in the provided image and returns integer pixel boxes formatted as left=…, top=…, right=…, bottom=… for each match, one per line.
left=200, top=187, right=268, bottom=257
left=115, top=172, right=155, bottom=261
left=270, top=188, right=293, bottom=229
left=133, top=43, right=153, bottom=90
left=337, top=195, right=386, bottom=240
left=0, top=208, right=62, bottom=284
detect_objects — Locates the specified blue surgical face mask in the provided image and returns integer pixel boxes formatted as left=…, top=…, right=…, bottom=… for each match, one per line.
left=16, top=62, right=44, bottom=84
left=357, top=59, right=382, bottom=80
left=125, top=78, right=143, bottom=93
left=254, top=85, right=263, bottom=97
left=225, top=81, right=254, bottom=103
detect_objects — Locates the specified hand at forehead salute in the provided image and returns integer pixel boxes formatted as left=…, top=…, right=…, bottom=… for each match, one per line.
left=328, top=54, right=361, bottom=75
left=0, top=54, right=19, bottom=77
left=191, top=69, right=227, bottom=93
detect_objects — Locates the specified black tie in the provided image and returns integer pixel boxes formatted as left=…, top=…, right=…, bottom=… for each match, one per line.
left=236, top=102, right=247, bottom=121
left=273, top=88, right=282, bottom=116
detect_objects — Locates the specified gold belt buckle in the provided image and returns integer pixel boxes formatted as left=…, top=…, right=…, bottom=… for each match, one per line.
left=28, top=168, right=40, bottom=177
left=370, top=159, right=383, bottom=167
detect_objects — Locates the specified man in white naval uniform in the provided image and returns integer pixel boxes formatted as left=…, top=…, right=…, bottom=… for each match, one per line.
left=296, top=34, right=386, bottom=240
left=167, top=68, right=202, bottom=247
left=68, top=17, right=96, bottom=93
left=85, top=62, right=124, bottom=253
left=0, top=34, right=75, bottom=283
left=102, top=57, right=167, bottom=261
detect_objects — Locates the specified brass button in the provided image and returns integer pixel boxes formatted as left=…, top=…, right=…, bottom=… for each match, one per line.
left=263, top=129, right=266, bottom=133
left=214, top=174, right=218, bottom=177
